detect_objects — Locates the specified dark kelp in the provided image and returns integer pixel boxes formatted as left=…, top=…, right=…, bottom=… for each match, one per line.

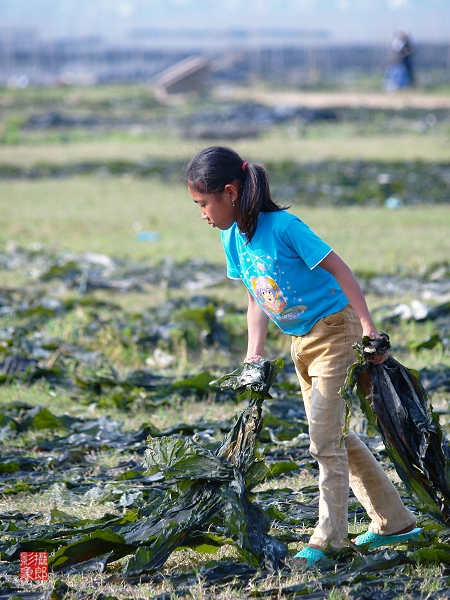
left=340, top=334, right=450, bottom=526
left=4, top=352, right=450, bottom=593
left=25, top=359, right=287, bottom=575
left=134, top=358, right=287, bottom=574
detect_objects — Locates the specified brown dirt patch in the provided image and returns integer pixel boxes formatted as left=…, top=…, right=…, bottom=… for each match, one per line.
left=219, top=88, right=450, bottom=110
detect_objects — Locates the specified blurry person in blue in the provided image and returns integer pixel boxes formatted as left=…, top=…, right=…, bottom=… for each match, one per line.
left=384, top=30, right=415, bottom=91
left=393, top=30, right=415, bottom=85
left=186, top=146, right=421, bottom=566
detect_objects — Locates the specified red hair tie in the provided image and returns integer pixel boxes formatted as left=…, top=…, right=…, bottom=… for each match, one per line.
left=242, top=161, right=249, bottom=172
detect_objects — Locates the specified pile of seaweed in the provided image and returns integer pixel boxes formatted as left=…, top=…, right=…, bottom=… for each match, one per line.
left=2, top=359, right=450, bottom=599
left=2, top=245, right=450, bottom=598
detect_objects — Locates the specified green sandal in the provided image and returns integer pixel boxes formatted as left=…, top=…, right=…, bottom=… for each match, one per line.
left=293, top=546, right=326, bottom=566
left=354, top=527, right=422, bottom=550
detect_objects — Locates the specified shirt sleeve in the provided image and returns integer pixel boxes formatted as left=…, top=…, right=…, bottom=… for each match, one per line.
left=283, top=218, right=332, bottom=270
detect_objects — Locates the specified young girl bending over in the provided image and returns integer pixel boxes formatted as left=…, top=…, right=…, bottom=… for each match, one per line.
left=186, top=146, right=421, bottom=566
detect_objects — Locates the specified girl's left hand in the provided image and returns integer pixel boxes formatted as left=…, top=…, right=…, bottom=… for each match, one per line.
left=367, top=351, right=389, bottom=364
left=363, top=331, right=390, bottom=364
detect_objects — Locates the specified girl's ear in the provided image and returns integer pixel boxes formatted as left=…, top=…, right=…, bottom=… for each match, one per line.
left=224, top=182, right=240, bottom=203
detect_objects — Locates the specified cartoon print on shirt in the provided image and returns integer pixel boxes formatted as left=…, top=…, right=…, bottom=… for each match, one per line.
left=242, top=251, right=307, bottom=321
left=251, top=275, right=286, bottom=314
left=278, top=305, right=307, bottom=321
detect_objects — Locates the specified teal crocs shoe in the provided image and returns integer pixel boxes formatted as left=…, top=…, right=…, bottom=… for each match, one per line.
left=293, top=546, right=326, bottom=566
left=354, top=527, right=422, bottom=550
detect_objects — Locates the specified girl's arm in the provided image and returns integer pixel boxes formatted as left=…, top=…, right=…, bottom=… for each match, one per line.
left=246, top=290, right=270, bottom=361
left=319, top=250, right=387, bottom=364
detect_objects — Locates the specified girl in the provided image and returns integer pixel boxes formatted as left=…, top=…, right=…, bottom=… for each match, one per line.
left=186, top=146, right=421, bottom=566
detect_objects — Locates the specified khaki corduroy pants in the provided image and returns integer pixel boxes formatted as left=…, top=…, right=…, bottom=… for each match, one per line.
left=291, top=304, right=416, bottom=549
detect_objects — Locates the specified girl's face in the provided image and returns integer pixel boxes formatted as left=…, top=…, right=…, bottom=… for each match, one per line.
left=188, top=182, right=239, bottom=230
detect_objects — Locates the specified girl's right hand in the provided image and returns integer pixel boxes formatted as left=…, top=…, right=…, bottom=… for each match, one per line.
left=244, top=354, right=265, bottom=363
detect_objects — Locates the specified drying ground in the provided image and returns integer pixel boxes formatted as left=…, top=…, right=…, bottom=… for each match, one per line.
left=1, top=82, right=450, bottom=599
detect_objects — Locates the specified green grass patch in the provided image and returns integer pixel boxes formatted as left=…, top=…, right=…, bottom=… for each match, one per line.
left=1, top=124, right=449, bottom=165
left=1, top=177, right=449, bottom=275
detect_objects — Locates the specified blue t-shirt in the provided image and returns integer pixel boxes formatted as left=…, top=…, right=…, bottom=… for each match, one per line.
left=221, top=211, right=349, bottom=336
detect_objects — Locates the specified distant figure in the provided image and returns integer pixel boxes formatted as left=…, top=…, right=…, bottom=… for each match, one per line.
left=392, top=30, right=415, bottom=85
left=384, top=30, right=415, bottom=91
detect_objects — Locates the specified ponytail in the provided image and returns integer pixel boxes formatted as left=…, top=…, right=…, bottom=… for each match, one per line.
left=186, top=146, right=287, bottom=243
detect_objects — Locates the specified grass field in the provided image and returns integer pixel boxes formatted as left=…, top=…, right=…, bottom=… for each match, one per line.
left=1, top=126, right=450, bottom=166
left=1, top=84, right=450, bottom=599
left=1, top=177, right=449, bottom=274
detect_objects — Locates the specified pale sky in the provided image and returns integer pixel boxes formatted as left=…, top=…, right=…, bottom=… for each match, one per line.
left=1, top=0, right=449, bottom=44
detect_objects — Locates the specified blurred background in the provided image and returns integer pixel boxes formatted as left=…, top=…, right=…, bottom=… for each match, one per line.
left=1, top=0, right=449, bottom=277
left=1, top=0, right=449, bottom=89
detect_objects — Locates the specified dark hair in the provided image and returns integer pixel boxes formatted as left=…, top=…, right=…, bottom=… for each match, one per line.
left=186, top=146, right=286, bottom=243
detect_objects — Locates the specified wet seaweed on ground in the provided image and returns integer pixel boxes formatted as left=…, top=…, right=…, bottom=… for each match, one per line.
left=2, top=358, right=450, bottom=595
left=128, top=358, right=288, bottom=575
left=1, top=360, right=289, bottom=578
